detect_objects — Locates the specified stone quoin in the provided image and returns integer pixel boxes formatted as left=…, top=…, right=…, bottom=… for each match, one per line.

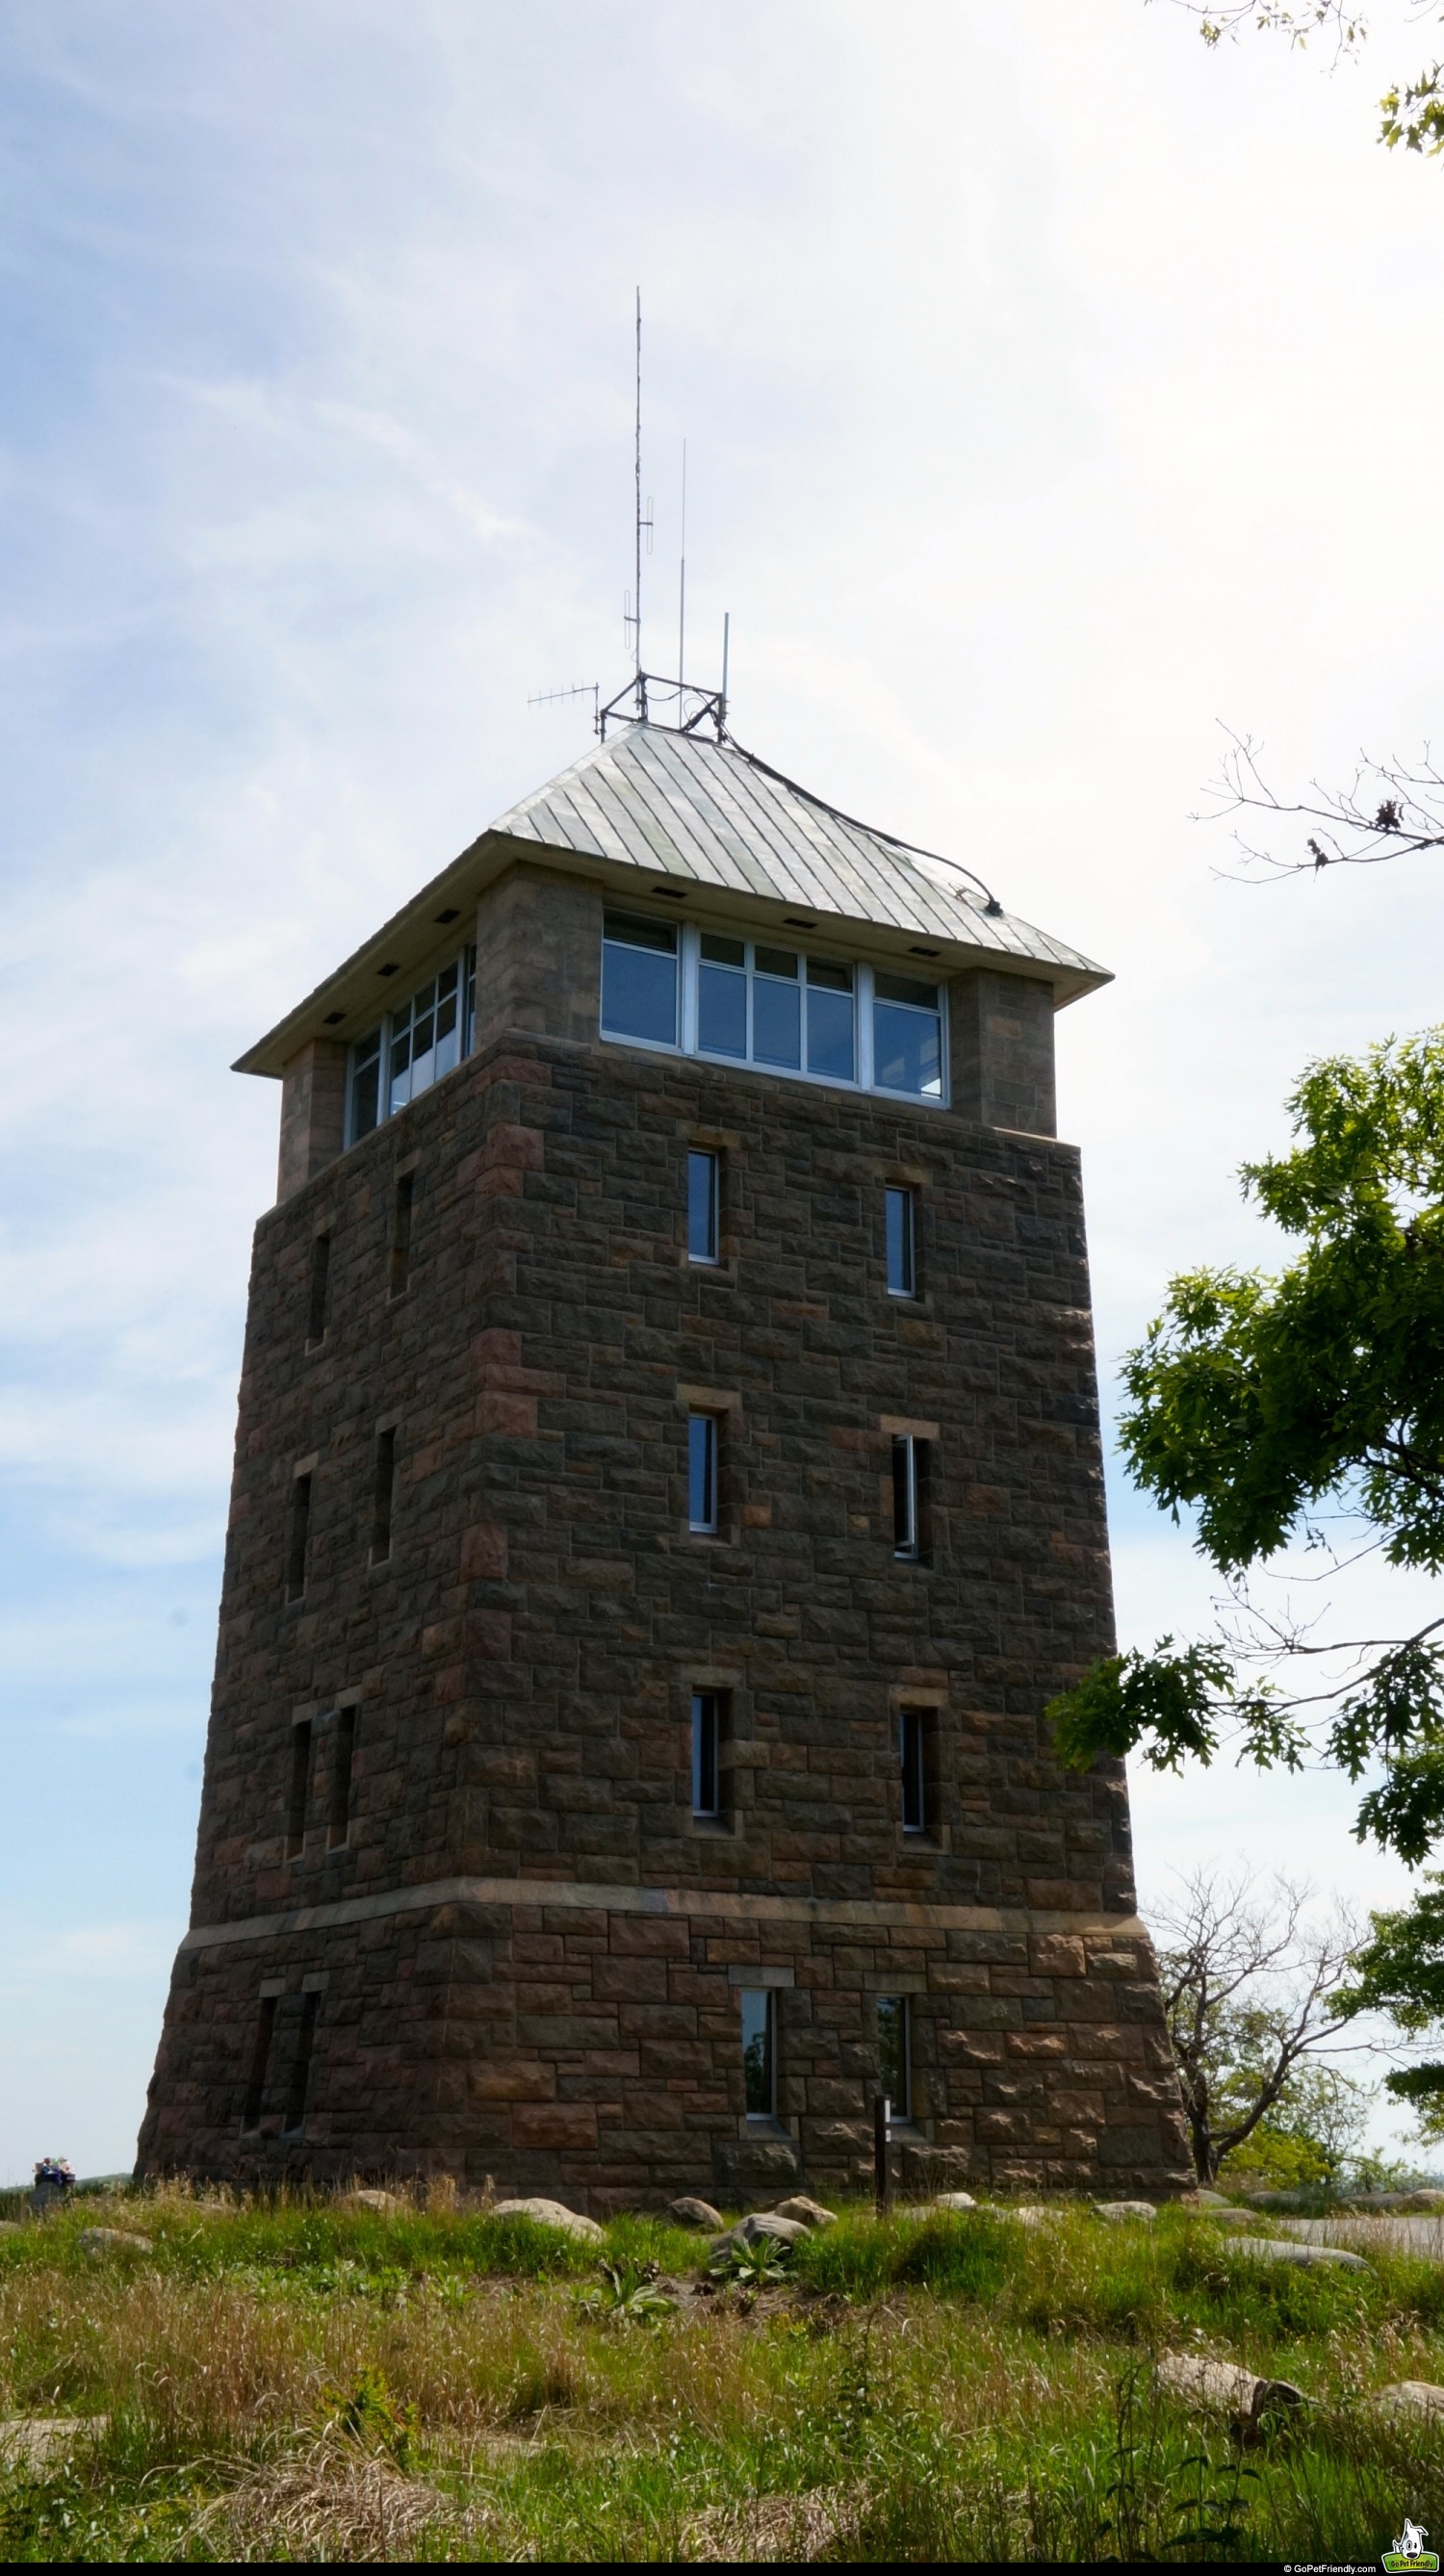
left=136, top=718, right=1193, bottom=2208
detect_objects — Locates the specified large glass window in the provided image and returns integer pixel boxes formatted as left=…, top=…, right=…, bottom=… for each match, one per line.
left=347, top=946, right=475, bottom=1146
left=602, top=912, right=679, bottom=1045
left=602, top=916, right=944, bottom=1105
left=873, top=972, right=942, bottom=1099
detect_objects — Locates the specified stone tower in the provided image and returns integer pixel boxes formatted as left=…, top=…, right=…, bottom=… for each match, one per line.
left=137, top=711, right=1191, bottom=2207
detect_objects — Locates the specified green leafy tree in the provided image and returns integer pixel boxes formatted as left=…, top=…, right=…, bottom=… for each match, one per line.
left=1157, top=2, right=1444, bottom=154
left=1050, top=1029, right=1444, bottom=1860
left=1341, top=1874, right=1444, bottom=2133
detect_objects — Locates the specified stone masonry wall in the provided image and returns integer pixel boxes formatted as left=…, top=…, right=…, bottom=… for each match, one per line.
left=139, top=957, right=1190, bottom=2202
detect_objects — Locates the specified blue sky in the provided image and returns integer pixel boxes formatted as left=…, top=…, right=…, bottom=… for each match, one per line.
left=4, top=0, right=1444, bottom=2179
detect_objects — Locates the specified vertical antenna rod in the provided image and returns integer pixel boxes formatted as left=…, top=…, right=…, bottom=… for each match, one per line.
left=721, top=610, right=731, bottom=720
left=633, top=289, right=643, bottom=685
left=678, top=439, right=687, bottom=690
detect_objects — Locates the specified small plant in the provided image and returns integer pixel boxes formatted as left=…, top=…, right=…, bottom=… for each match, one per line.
left=709, top=2233, right=791, bottom=2292
left=576, top=2259, right=677, bottom=2327
left=321, top=2364, right=420, bottom=2468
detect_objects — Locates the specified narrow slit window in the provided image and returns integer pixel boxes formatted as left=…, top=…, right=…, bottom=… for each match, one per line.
left=372, top=1429, right=397, bottom=1564
left=286, top=1721, right=312, bottom=1859
left=688, top=1413, right=719, bottom=1534
left=900, top=1707, right=930, bottom=1836
left=687, top=1149, right=720, bottom=1264
left=692, top=1691, right=721, bottom=1818
left=740, top=1988, right=776, bottom=2119
left=243, top=1995, right=277, bottom=2130
left=306, top=1232, right=332, bottom=1345
left=328, top=1707, right=357, bottom=1849
left=389, top=1172, right=415, bottom=1299
left=892, top=1435, right=920, bottom=1561
left=283, top=1990, right=322, bottom=2135
left=286, top=1474, right=312, bottom=1602
left=885, top=1187, right=915, bottom=1298
left=877, top=1995, right=912, bottom=2121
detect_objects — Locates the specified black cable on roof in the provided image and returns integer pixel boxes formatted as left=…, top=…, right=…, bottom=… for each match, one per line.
left=720, top=733, right=1003, bottom=915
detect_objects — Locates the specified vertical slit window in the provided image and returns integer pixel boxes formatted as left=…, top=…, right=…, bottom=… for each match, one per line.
left=877, top=1996, right=911, bottom=2121
left=372, top=1430, right=397, bottom=1564
left=741, top=1989, right=776, bottom=2119
left=286, top=1721, right=312, bottom=1859
left=283, top=1990, right=321, bottom=2135
left=900, top=1707, right=932, bottom=1836
left=885, top=1187, right=915, bottom=1297
left=306, top=1232, right=332, bottom=1346
left=389, top=1172, right=415, bottom=1299
left=873, top=972, right=943, bottom=1099
left=692, top=1691, right=721, bottom=1818
left=243, top=1995, right=277, bottom=2130
left=688, top=1413, right=719, bottom=1534
left=328, top=1708, right=357, bottom=1848
left=602, top=913, right=679, bottom=1045
left=892, top=1436, right=921, bottom=1561
left=687, top=1149, right=720, bottom=1264
left=286, top=1474, right=312, bottom=1602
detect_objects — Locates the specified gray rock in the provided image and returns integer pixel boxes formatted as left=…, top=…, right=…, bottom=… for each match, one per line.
left=1008, top=2204, right=1059, bottom=2229
left=1157, top=2354, right=1305, bottom=2429
left=930, top=2191, right=977, bottom=2212
left=1399, top=2189, right=1444, bottom=2213
left=1205, top=2207, right=1257, bottom=2230
left=490, top=2197, right=604, bottom=2246
left=709, top=2211, right=808, bottom=2260
left=1376, top=2380, right=1444, bottom=2417
left=77, top=2228, right=152, bottom=2257
left=343, top=2187, right=406, bottom=2213
left=668, top=2195, right=726, bottom=2232
left=771, top=2195, right=836, bottom=2229
left=1095, top=2200, right=1156, bottom=2223
left=1189, top=2189, right=1229, bottom=2205
left=1226, top=2235, right=1369, bottom=2273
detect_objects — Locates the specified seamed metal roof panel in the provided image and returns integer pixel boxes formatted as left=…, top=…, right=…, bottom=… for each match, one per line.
left=236, top=719, right=1109, bottom=1078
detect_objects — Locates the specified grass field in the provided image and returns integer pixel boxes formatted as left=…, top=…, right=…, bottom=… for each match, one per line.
left=3, top=2182, right=1444, bottom=2561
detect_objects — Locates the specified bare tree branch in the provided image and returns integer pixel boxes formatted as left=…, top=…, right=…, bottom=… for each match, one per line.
left=1202, top=728, right=1444, bottom=878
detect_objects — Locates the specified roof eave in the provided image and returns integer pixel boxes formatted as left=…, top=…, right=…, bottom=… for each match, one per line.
left=234, top=826, right=1111, bottom=1080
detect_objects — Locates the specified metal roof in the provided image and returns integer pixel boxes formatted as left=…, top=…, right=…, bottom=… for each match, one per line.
left=492, top=724, right=1105, bottom=985
left=235, top=722, right=1110, bottom=1077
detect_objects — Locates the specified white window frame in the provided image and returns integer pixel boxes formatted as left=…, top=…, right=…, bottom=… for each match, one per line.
left=345, top=944, right=477, bottom=1149
left=599, top=916, right=949, bottom=1109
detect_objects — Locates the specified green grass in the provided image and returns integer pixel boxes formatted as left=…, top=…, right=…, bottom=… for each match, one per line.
left=4, top=2184, right=1444, bottom=2560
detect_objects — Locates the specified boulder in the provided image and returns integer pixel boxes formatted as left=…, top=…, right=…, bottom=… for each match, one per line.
left=772, top=2195, right=836, bottom=2229
left=77, top=2228, right=152, bottom=2257
left=490, top=2197, right=604, bottom=2246
left=1226, top=2235, right=1369, bottom=2273
left=343, top=2188, right=405, bottom=2214
left=1157, top=2354, right=1305, bottom=2431
left=1399, top=2190, right=1444, bottom=2213
left=1205, top=2207, right=1257, bottom=2230
left=1188, top=2189, right=1229, bottom=2205
left=1095, top=2200, right=1156, bottom=2223
left=668, top=2196, right=725, bottom=2232
left=930, top=2191, right=977, bottom=2213
left=709, top=2212, right=808, bottom=2261
left=1376, top=2381, right=1444, bottom=2418
left=1008, top=2204, right=1059, bottom=2229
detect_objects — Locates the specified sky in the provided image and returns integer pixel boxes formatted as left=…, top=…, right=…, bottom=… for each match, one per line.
left=2, top=0, right=1443, bottom=2182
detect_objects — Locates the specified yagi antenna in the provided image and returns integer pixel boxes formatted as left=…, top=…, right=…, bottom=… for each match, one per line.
left=528, top=682, right=600, bottom=724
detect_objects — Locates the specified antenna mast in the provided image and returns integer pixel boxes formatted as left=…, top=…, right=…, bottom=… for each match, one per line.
left=633, top=289, right=642, bottom=683
left=678, top=438, right=686, bottom=690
